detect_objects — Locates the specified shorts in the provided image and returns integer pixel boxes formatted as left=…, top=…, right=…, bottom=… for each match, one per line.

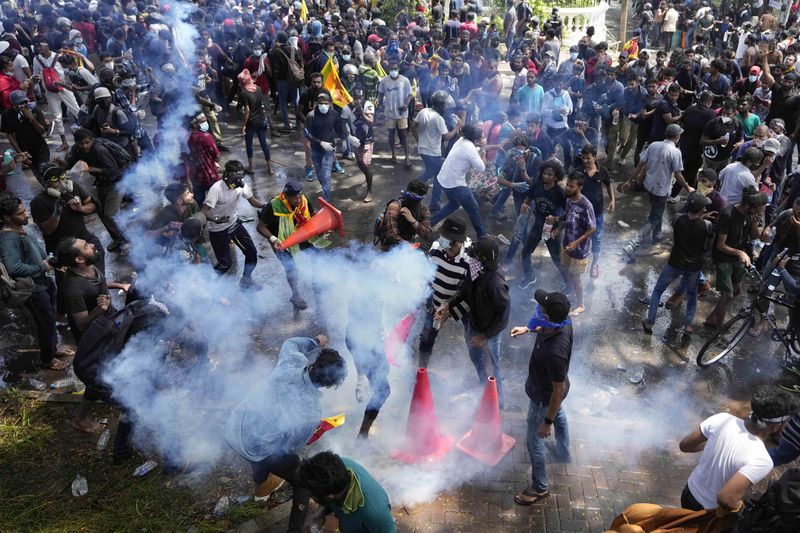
left=357, top=143, right=374, bottom=166
left=385, top=117, right=408, bottom=130
left=715, top=261, right=746, bottom=293
left=560, top=249, right=590, bottom=274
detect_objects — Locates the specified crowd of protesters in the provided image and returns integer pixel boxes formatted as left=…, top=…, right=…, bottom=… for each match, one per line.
left=5, top=0, right=800, bottom=530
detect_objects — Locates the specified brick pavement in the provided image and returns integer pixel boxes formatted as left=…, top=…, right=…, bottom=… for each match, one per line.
left=232, top=411, right=698, bottom=533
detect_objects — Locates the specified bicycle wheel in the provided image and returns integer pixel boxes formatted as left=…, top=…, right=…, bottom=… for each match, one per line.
left=697, top=313, right=754, bottom=367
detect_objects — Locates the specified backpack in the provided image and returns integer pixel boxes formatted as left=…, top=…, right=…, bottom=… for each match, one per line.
left=735, top=469, right=800, bottom=533
left=280, top=46, right=305, bottom=86
left=0, top=255, right=34, bottom=306
left=93, top=137, right=133, bottom=169
left=373, top=199, right=400, bottom=246
left=73, top=298, right=169, bottom=402
left=36, top=55, right=62, bottom=93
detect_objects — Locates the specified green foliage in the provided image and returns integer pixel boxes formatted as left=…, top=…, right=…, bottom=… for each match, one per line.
left=380, top=0, right=415, bottom=26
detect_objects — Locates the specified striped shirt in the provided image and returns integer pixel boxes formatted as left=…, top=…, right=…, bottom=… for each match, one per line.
left=428, top=245, right=470, bottom=320
left=780, top=414, right=800, bottom=453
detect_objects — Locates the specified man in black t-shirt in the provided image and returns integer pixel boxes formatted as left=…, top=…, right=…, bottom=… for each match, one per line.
left=256, top=181, right=316, bottom=310
left=510, top=289, right=573, bottom=506
left=700, top=99, right=744, bottom=174
left=1, top=90, right=50, bottom=176
left=704, top=189, right=768, bottom=328
left=644, top=192, right=712, bottom=335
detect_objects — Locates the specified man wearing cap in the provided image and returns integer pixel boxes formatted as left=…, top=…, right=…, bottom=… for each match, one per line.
left=303, top=92, right=348, bottom=202
left=378, top=179, right=432, bottom=251
left=719, top=146, right=774, bottom=206
left=256, top=181, right=324, bottom=310
left=1, top=90, right=50, bottom=176
left=32, top=36, right=79, bottom=152
left=418, top=215, right=471, bottom=368
left=436, top=236, right=510, bottom=408
left=511, top=289, right=573, bottom=506
left=622, top=123, right=693, bottom=262
left=643, top=192, right=713, bottom=335
left=679, top=385, right=796, bottom=511
left=90, top=86, right=135, bottom=155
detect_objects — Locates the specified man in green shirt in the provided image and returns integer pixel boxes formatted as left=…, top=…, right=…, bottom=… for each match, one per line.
left=298, top=451, right=396, bottom=533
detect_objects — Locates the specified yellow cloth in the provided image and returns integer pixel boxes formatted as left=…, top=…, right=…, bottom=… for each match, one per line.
left=341, top=469, right=364, bottom=514
left=321, top=55, right=352, bottom=108
left=299, top=0, right=308, bottom=22
left=605, top=502, right=736, bottom=533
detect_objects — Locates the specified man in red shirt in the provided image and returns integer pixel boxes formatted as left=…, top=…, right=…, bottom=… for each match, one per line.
left=186, top=113, right=221, bottom=205
left=72, top=12, right=97, bottom=55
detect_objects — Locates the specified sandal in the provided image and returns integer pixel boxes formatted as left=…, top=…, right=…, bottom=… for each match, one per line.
left=389, top=156, right=398, bottom=164
left=45, top=358, right=70, bottom=371
left=591, top=263, right=599, bottom=279
left=514, top=489, right=549, bottom=506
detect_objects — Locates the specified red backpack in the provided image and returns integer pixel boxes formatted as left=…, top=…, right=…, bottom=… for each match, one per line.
left=36, top=56, right=62, bottom=93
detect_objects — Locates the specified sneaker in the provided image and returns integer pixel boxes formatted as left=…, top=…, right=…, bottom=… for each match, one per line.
left=254, top=474, right=286, bottom=501
left=239, top=277, right=263, bottom=291
left=518, top=274, right=537, bottom=289
left=333, top=161, right=345, bottom=174
left=622, top=244, right=636, bottom=263
left=304, top=166, right=315, bottom=182
left=667, top=195, right=681, bottom=204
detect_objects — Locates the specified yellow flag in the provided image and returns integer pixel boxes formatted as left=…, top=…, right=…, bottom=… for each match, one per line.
left=321, top=55, right=352, bottom=108
left=375, top=60, right=387, bottom=79
left=306, top=413, right=346, bottom=445
left=300, top=0, right=308, bottom=22
left=411, top=78, right=418, bottom=98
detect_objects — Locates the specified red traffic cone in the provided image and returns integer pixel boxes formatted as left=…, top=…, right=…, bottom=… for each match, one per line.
left=277, top=198, right=344, bottom=251
left=384, top=312, right=418, bottom=367
left=391, top=368, right=454, bottom=464
left=456, top=376, right=516, bottom=466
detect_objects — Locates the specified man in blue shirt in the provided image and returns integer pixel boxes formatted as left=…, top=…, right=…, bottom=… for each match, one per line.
left=583, top=66, right=623, bottom=159
left=304, top=92, right=348, bottom=201
left=607, top=72, right=648, bottom=166
left=650, top=82, right=683, bottom=142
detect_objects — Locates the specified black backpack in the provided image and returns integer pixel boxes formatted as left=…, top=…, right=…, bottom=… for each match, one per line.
left=73, top=298, right=168, bottom=402
left=735, top=469, right=800, bottom=533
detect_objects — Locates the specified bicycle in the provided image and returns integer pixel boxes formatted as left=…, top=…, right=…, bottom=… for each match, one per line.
left=696, top=266, right=800, bottom=368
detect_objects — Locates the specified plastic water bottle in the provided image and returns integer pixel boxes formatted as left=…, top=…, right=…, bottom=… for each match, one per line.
left=96, top=428, right=111, bottom=450
left=132, top=460, right=158, bottom=477
left=543, top=222, right=554, bottom=240
left=50, top=376, right=78, bottom=389
left=71, top=474, right=88, bottom=497
left=28, top=378, right=46, bottom=391
left=213, top=496, right=230, bottom=517
left=612, top=108, right=620, bottom=125
left=2, top=148, right=14, bottom=166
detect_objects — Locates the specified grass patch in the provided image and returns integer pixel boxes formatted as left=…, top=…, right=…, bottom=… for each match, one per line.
left=0, top=389, right=269, bottom=533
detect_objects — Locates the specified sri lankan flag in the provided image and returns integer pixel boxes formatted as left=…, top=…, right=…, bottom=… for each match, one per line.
left=375, top=60, right=387, bottom=79
left=307, top=413, right=346, bottom=445
left=321, top=55, right=352, bottom=108
left=299, top=0, right=308, bottom=22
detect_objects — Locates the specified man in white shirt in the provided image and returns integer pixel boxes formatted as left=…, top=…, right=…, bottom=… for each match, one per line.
left=412, top=90, right=461, bottom=210
left=679, top=385, right=796, bottom=511
left=429, top=124, right=487, bottom=237
left=621, top=124, right=693, bottom=262
left=719, top=146, right=774, bottom=205
left=377, top=59, right=413, bottom=167
left=661, top=4, right=679, bottom=51
left=32, top=36, right=80, bottom=152
left=202, top=160, right=265, bottom=289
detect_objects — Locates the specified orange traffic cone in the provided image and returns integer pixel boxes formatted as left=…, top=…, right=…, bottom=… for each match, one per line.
left=391, top=368, right=454, bottom=464
left=384, top=312, right=418, bottom=367
left=277, top=198, right=344, bottom=251
left=456, top=376, right=516, bottom=466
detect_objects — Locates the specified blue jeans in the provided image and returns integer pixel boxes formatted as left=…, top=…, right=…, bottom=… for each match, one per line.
left=465, top=321, right=504, bottom=408
left=526, top=400, right=570, bottom=492
left=430, top=176, right=443, bottom=210
left=430, top=185, right=486, bottom=237
left=418, top=299, right=467, bottom=367
left=490, top=187, right=526, bottom=218
left=245, top=120, right=270, bottom=161
left=419, top=154, right=443, bottom=182
left=521, top=219, right=562, bottom=278
left=627, top=192, right=667, bottom=251
left=591, top=212, right=604, bottom=255
left=277, top=80, right=297, bottom=129
left=646, top=264, right=701, bottom=326
left=311, top=145, right=334, bottom=201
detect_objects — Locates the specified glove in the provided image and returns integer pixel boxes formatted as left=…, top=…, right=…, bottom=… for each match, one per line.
left=355, top=374, right=370, bottom=403
left=214, top=105, right=222, bottom=113
left=347, top=135, right=361, bottom=149
left=320, top=141, right=334, bottom=152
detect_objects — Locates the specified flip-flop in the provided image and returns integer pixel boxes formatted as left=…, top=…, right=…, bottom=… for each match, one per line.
left=778, top=383, right=800, bottom=393
left=514, top=489, right=549, bottom=506
left=45, top=359, right=70, bottom=371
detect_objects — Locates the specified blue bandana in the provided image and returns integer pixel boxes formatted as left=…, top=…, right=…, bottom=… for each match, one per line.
left=527, top=305, right=571, bottom=331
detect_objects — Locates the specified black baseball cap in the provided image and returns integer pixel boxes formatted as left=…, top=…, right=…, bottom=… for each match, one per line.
left=284, top=180, right=303, bottom=195
left=534, top=289, right=571, bottom=323
left=440, top=215, right=467, bottom=242
left=686, top=191, right=711, bottom=213
left=473, top=235, right=499, bottom=270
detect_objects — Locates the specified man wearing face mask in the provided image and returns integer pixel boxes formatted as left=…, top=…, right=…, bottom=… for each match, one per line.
left=149, top=62, right=179, bottom=127
left=377, top=180, right=432, bottom=251
left=201, top=160, right=264, bottom=289
left=304, top=92, right=348, bottom=202
left=557, top=46, right=580, bottom=77
left=418, top=215, right=471, bottom=368
left=377, top=59, right=413, bottom=167
left=700, top=99, right=744, bottom=174
left=1, top=90, right=49, bottom=177
left=90, top=87, right=135, bottom=156
left=436, top=236, right=511, bottom=408
left=186, top=113, right=221, bottom=205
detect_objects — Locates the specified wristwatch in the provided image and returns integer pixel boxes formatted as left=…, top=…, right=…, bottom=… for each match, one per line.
left=544, top=417, right=554, bottom=425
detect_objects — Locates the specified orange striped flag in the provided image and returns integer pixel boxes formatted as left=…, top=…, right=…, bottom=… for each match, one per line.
left=307, top=413, right=346, bottom=445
